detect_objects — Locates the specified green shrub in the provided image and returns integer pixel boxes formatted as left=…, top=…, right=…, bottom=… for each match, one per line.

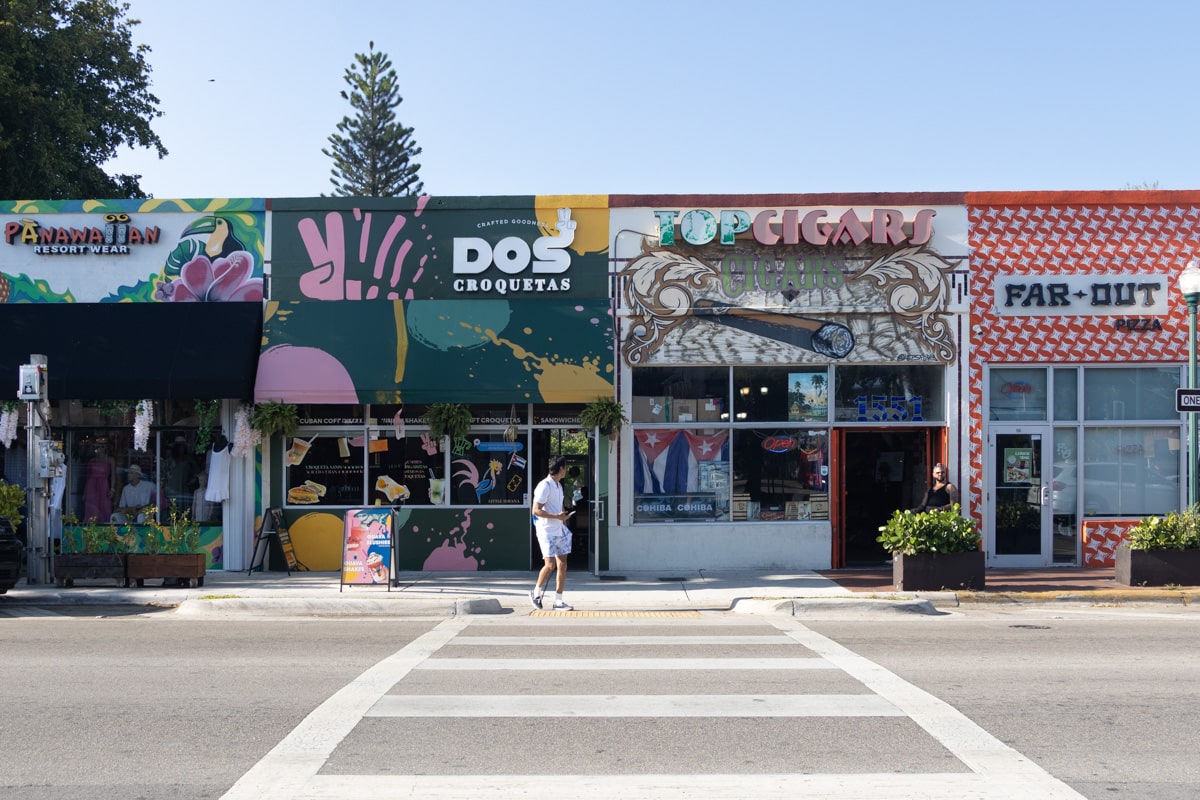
left=1126, top=509, right=1200, bottom=551
left=877, top=505, right=980, bottom=556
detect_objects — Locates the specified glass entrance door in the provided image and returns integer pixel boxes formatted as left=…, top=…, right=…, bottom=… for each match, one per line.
left=989, top=426, right=1052, bottom=566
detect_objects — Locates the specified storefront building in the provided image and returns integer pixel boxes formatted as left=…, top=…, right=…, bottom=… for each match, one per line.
left=257, top=196, right=613, bottom=572
left=967, top=191, right=1198, bottom=567
left=0, top=198, right=266, bottom=571
left=605, top=195, right=970, bottom=570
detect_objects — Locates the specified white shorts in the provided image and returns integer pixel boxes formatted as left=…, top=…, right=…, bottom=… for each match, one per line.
left=536, top=528, right=572, bottom=558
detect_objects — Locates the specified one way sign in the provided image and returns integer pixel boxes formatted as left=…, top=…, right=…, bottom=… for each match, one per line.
left=1177, top=388, right=1200, bottom=412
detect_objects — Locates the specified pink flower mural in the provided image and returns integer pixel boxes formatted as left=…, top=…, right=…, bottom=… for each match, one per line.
left=155, top=250, right=264, bottom=302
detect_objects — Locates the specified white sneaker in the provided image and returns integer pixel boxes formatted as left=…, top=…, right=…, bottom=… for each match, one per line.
left=552, top=600, right=573, bottom=611
left=529, top=590, right=543, bottom=609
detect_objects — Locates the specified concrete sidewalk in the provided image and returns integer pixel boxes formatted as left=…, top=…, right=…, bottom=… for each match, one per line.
left=2, top=565, right=1197, bottom=617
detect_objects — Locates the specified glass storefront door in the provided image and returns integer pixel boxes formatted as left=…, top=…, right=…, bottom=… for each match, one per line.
left=988, top=426, right=1052, bottom=566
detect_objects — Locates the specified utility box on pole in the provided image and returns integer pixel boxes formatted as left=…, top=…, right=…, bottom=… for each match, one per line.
left=23, top=355, right=51, bottom=585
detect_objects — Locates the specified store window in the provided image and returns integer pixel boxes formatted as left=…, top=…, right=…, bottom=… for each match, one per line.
left=632, top=427, right=730, bottom=523
left=987, top=367, right=1047, bottom=421
left=64, top=400, right=217, bottom=526
left=731, top=428, right=828, bottom=521
left=834, top=365, right=945, bottom=422
left=1053, top=368, right=1078, bottom=420
left=631, top=366, right=838, bottom=524
left=1084, top=367, right=1179, bottom=421
left=1081, top=426, right=1181, bottom=516
left=283, top=404, right=528, bottom=508
left=631, top=366, right=729, bottom=424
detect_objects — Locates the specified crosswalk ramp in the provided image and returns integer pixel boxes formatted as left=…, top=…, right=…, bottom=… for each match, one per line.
left=220, top=617, right=1086, bottom=800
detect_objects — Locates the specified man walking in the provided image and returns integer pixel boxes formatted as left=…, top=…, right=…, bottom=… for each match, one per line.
left=530, top=456, right=574, bottom=611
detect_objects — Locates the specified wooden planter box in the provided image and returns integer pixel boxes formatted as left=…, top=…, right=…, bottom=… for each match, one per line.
left=893, top=550, right=985, bottom=591
left=55, top=554, right=128, bottom=588
left=1115, top=547, right=1200, bottom=587
left=126, top=553, right=206, bottom=588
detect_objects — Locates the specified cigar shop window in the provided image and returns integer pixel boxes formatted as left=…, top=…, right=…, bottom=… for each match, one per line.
left=731, top=429, right=829, bottom=521
left=732, top=367, right=830, bottom=423
left=832, top=365, right=945, bottom=423
left=630, top=366, right=832, bottom=523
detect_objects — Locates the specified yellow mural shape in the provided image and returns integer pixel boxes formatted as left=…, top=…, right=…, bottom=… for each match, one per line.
left=466, top=322, right=613, bottom=401
left=535, top=194, right=608, bottom=256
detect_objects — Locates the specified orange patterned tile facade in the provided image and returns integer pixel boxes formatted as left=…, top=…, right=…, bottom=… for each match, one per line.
left=965, top=194, right=1200, bottom=535
left=1081, top=519, right=1140, bottom=567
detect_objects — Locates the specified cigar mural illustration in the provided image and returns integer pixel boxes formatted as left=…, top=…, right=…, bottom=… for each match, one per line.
left=620, top=245, right=959, bottom=366
left=692, top=299, right=856, bottom=359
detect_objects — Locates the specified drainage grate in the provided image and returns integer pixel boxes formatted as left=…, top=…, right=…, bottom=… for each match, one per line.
left=1009, top=624, right=1051, bottom=630
left=598, top=575, right=627, bottom=581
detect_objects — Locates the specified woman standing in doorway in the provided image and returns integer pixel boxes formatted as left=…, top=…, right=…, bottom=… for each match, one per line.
left=913, top=462, right=959, bottom=512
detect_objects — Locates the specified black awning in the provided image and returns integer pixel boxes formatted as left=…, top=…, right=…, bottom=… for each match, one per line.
left=0, top=302, right=262, bottom=401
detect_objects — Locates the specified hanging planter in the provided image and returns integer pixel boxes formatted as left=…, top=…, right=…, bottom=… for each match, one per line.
left=83, top=399, right=137, bottom=419
left=0, top=400, right=19, bottom=449
left=194, top=399, right=220, bottom=454
left=133, top=400, right=153, bottom=452
left=422, top=403, right=472, bottom=441
left=231, top=405, right=260, bottom=457
left=580, top=397, right=628, bottom=440
left=250, top=401, right=300, bottom=439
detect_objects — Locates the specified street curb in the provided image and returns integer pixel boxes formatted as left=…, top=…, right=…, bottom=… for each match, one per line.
left=956, top=590, right=1198, bottom=605
left=173, top=597, right=506, bottom=617
left=732, top=597, right=943, bottom=616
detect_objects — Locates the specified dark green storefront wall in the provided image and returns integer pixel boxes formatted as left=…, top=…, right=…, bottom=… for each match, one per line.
left=256, top=298, right=614, bottom=404
left=393, top=507, right=531, bottom=571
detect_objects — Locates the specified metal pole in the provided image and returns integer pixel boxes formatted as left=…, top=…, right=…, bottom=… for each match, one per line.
left=1189, top=297, right=1199, bottom=509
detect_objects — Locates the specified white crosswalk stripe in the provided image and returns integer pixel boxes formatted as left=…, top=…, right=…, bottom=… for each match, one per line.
left=220, top=616, right=1087, bottom=800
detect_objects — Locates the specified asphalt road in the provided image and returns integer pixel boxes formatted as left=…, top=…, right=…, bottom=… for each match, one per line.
left=0, top=604, right=1196, bottom=799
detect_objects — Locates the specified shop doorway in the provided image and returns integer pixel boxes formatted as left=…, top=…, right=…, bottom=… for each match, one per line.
left=530, top=428, right=592, bottom=572
left=839, top=430, right=933, bottom=565
left=988, top=426, right=1055, bottom=566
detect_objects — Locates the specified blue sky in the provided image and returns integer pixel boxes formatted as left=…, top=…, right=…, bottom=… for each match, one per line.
left=106, top=0, right=1200, bottom=199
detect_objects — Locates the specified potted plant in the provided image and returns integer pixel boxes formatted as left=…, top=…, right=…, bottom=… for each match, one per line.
left=0, top=480, right=25, bottom=593
left=422, top=403, right=472, bottom=441
left=580, top=396, right=628, bottom=440
left=877, top=504, right=984, bottom=590
left=251, top=401, right=299, bottom=439
left=56, top=514, right=130, bottom=588
left=126, top=502, right=207, bottom=588
left=1115, top=508, right=1200, bottom=586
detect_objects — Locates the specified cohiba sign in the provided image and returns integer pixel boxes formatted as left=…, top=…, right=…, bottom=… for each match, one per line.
left=652, top=208, right=937, bottom=248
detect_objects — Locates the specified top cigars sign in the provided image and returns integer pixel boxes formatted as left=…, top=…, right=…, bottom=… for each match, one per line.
left=652, top=208, right=936, bottom=248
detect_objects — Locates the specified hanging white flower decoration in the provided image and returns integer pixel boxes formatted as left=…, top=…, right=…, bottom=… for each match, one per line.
left=231, top=405, right=260, bottom=458
left=0, top=408, right=18, bottom=449
left=133, top=399, right=153, bottom=452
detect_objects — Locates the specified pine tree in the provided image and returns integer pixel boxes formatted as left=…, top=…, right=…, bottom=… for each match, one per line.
left=323, top=42, right=423, bottom=197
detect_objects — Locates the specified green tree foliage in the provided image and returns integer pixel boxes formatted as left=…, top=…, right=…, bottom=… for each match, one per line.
left=323, top=41, right=423, bottom=197
left=0, top=0, right=166, bottom=198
